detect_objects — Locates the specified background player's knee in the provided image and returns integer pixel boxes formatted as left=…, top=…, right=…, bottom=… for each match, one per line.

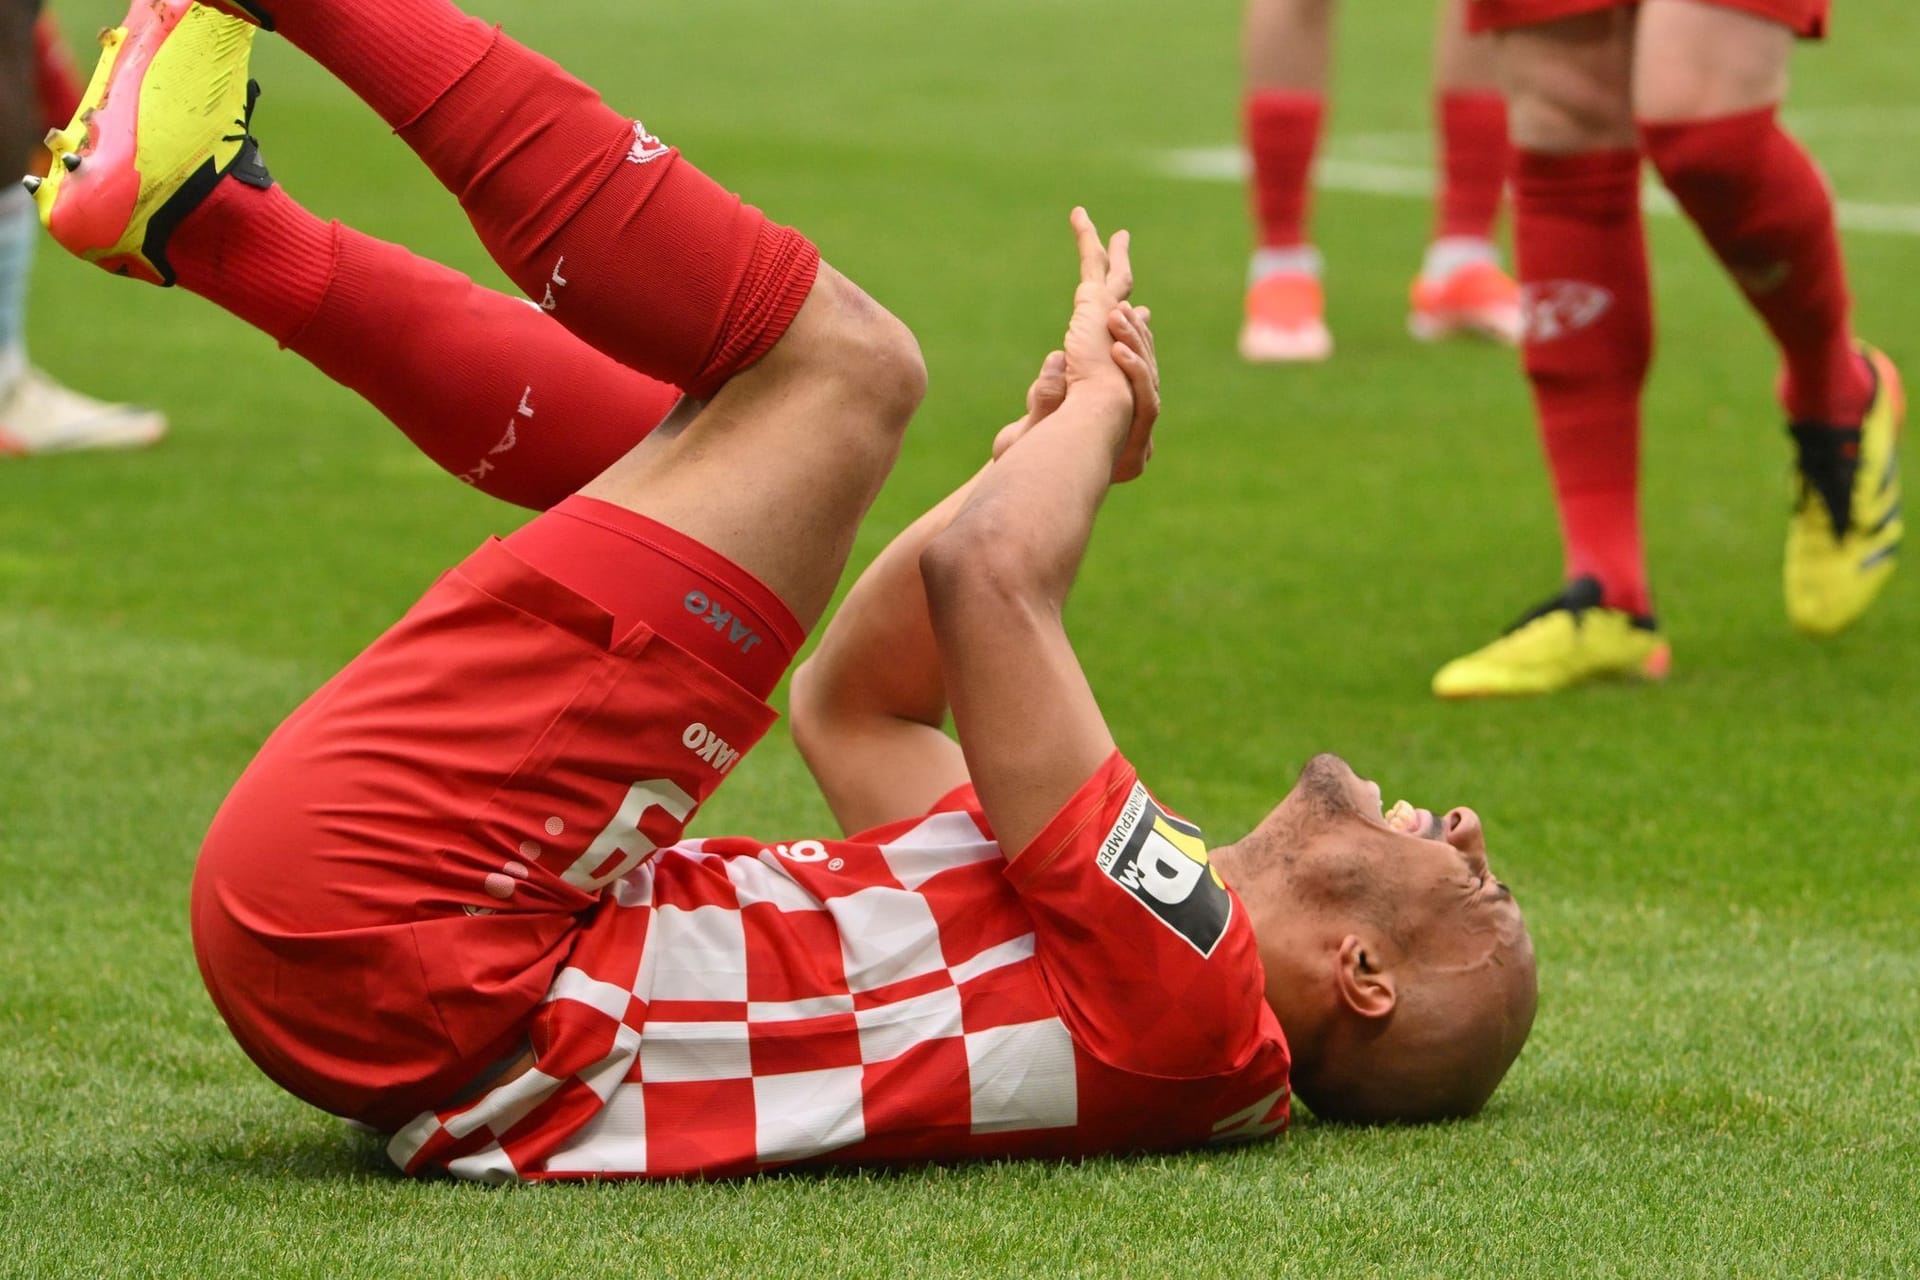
left=1631, top=2, right=1792, bottom=124
left=1496, top=15, right=1636, bottom=153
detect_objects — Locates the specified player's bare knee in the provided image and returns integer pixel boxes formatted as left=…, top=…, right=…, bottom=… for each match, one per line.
left=1497, top=17, right=1635, bottom=152
left=1633, top=2, right=1792, bottom=124
left=787, top=657, right=829, bottom=753
left=1633, top=55, right=1788, bottom=125
left=812, top=266, right=927, bottom=425
left=770, top=265, right=924, bottom=477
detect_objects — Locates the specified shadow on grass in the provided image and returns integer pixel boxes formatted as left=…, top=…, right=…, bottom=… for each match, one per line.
left=168, top=1120, right=400, bottom=1185
left=165, top=1095, right=1520, bottom=1192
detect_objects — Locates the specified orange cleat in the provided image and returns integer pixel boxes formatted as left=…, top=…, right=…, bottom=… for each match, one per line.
left=1409, top=258, right=1522, bottom=346
left=1239, top=270, right=1331, bottom=363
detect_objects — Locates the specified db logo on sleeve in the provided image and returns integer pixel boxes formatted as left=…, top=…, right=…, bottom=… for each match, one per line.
left=1096, top=783, right=1232, bottom=957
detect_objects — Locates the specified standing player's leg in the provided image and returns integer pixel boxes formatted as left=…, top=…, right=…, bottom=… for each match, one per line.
left=1633, top=0, right=1901, bottom=636
left=1239, top=0, right=1335, bottom=363
left=1409, top=0, right=1521, bottom=345
left=0, top=0, right=164, bottom=455
left=1432, top=8, right=1671, bottom=698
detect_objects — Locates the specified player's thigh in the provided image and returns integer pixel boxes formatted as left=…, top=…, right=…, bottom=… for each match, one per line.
left=581, top=264, right=923, bottom=631
left=1243, top=0, right=1336, bottom=91
left=1495, top=8, right=1636, bottom=151
left=1633, top=0, right=1794, bottom=123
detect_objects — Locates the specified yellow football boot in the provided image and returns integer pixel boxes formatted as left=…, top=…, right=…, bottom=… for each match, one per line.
left=1784, top=345, right=1904, bottom=637
left=28, top=0, right=264, bottom=286
left=1432, top=578, right=1672, bottom=699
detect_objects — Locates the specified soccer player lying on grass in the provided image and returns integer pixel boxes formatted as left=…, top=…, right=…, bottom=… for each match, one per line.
left=33, top=0, right=1535, bottom=1180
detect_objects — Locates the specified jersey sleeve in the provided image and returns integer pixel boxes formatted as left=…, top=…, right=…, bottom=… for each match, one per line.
left=1004, top=750, right=1272, bottom=1080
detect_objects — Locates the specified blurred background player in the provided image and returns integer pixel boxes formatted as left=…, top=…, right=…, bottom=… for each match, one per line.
left=0, top=0, right=165, bottom=455
left=1240, top=0, right=1520, bottom=361
left=1432, top=0, right=1904, bottom=697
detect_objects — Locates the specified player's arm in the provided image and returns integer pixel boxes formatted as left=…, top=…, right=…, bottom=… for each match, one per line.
left=790, top=356, right=1073, bottom=835
left=919, top=209, right=1160, bottom=855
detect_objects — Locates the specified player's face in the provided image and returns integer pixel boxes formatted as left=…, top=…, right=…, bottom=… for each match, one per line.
left=1271, top=753, right=1526, bottom=966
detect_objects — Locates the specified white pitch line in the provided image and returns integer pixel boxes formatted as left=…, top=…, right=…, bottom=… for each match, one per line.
left=1159, top=146, right=1920, bottom=237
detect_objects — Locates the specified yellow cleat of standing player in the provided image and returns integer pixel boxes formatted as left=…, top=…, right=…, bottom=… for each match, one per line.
left=1431, top=578, right=1672, bottom=699
left=1784, top=345, right=1904, bottom=638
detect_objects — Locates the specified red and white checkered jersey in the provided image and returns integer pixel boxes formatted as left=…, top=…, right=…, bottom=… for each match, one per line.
left=389, top=751, right=1291, bottom=1181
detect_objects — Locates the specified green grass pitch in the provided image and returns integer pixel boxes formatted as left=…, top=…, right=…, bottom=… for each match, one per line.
left=4, top=0, right=1918, bottom=1273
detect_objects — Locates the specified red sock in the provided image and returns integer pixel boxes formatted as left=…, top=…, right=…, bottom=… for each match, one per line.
left=167, top=178, right=681, bottom=510
left=1436, top=91, right=1509, bottom=241
left=1513, top=148, right=1654, bottom=616
left=1244, top=90, right=1324, bottom=249
left=265, top=0, right=819, bottom=397
left=1639, top=107, right=1872, bottom=426
left=34, top=15, right=86, bottom=128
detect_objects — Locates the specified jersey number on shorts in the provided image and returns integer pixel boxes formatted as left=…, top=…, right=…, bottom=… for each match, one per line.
left=558, top=779, right=697, bottom=892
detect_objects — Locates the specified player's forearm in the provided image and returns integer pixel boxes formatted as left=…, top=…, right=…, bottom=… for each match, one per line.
left=795, top=468, right=989, bottom=729
left=925, top=386, right=1131, bottom=603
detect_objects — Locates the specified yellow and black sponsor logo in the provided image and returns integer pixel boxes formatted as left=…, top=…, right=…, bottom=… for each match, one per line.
left=1096, top=783, right=1232, bottom=957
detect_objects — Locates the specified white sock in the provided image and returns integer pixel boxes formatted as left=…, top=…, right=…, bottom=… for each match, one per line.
left=1419, top=236, right=1499, bottom=285
left=1249, top=245, right=1323, bottom=285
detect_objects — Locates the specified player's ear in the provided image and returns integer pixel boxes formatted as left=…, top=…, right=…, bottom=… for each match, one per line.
left=1335, top=934, right=1396, bottom=1020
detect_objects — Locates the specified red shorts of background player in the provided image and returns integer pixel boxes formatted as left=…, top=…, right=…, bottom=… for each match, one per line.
left=1467, top=0, right=1828, bottom=38
left=190, top=536, right=785, bottom=1133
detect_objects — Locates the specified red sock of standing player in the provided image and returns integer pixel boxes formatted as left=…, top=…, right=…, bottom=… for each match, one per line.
left=166, top=178, right=681, bottom=511
left=1512, top=147, right=1655, bottom=617
left=1639, top=107, right=1873, bottom=426
left=1244, top=90, right=1324, bottom=251
left=251, top=0, right=818, bottom=397
left=1435, top=91, right=1509, bottom=242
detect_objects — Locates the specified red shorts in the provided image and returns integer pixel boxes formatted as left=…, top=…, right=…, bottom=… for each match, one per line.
left=1467, top=0, right=1827, bottom=38
left=190, top=538, right=779, bottom=1132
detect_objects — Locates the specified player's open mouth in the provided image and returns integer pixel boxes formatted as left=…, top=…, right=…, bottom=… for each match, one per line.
left=1385, top=798, right=1439, bottom=838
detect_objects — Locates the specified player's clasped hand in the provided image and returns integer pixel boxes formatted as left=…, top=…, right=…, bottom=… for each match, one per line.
left=1108, top=298, right=1159, bottom=482
left=1060, top=207, right=1159, bottom=482
left=991, top=350, right=1069, bottom=462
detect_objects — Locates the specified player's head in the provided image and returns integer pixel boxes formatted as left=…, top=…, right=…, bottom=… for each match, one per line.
left=1215, top=753, right=1537, bottom=1125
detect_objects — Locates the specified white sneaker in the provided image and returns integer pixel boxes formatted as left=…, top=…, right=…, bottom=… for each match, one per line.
left=0, top=367, right=167, bottom=456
